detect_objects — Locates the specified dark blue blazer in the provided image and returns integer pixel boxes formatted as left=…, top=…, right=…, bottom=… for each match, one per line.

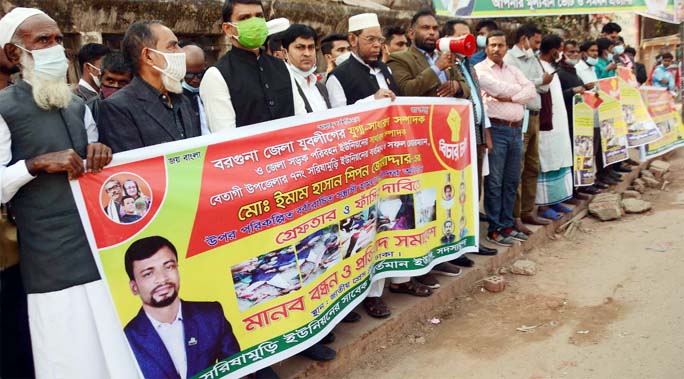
left=124, top=300, right=241, bottom=379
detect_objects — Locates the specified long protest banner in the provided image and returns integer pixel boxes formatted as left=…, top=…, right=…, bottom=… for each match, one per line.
left=639, top=86, right=684, bottom=160
left=637, top=0, right=684, bottom=23
left=433, top=0, right=648, bottom=17
left=70, top=98, right=478, bottom=379
left=612, top=69, right=662, bottom=148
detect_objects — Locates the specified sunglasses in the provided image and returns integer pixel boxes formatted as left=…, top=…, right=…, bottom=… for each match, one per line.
left=184, top=69, right=206, bottom=81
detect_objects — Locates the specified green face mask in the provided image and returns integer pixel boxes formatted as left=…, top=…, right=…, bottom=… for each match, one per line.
left=230, top=17, right=268, bottom=49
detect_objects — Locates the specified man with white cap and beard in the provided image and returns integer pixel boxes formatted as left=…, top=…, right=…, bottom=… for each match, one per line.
left=98, top=20, right=201, bottom=153
left=0, top=7, right=139, bottom=378
left=326, top=12, right=398, bottom=107
left=327, top=13, right=433, bottom=319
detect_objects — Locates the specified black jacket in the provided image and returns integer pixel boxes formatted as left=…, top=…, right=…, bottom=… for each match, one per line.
left=98, top=76, right=200, bottom=153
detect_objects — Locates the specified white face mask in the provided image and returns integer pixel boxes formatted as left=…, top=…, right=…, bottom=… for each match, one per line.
left=566, top=58, right=579, bottom=66
left=17, top=44, right=68, bottom=81
left=86, top=62, right=101, bottom=88
left=476, top=35, right=487, bottom=49
left=148, top=48, right=187, bottom=82
left=289, top=63, right=317, bottom=78
left=585, top=56, right=598, bottom=66
left=335, top=51, right=351, bottom=67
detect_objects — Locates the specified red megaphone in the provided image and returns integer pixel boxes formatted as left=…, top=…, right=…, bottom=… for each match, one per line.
left=436, top=34, right=476, bottom=57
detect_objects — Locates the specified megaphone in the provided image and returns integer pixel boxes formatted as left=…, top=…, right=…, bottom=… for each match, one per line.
left=436, top=34, right=477, bottom=57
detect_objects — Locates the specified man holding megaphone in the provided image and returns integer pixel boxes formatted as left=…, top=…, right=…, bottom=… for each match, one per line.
left=387, top=10, right=496, bottom=287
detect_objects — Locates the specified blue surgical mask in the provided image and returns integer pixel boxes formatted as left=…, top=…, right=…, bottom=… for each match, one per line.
left=17, top=44, right=69, bottom=81
left=606, top=53, right=614, bottom=62
left=585, top=56, right=598, bottom=66
left=613, top=45, right=625, bottom=55
left=289, top=63, right=317, bottom=78
left=476, top=35, right=487, bottom=49
left=182, top=81, right=199, bottom=93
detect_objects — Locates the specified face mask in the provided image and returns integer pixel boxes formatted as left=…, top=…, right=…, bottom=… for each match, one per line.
left=100, top=85, right=120, bottom=99
left=335, top=51, right=351, bottom=66
left=86, top=62, right=101, bottom=88
left=476, top=35, right=487, bottom=49
left=585, top=56, right=598, bottom=66
left=289, top=63, right=317, bottom=78
left=613, top=45, right=624, bottom=55
left=606, top=53, right=614, bottom=62
left=17, top=44, right=68, bottom=81
left=566, top=58, right=579, bottom=66
left=182, top=81, right=199, bottom=93
left=148, top=48, right=186, bottom=81
left=230, top=17, right=269, bottom=49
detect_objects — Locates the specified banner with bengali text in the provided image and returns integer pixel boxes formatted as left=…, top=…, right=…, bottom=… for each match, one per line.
left=639, top=86, right=684, bottom=160
left=596, top=80, right=630, bottom=167
left=612, top=69, right=662, bottom=148
left=572, top=94, right=598, bottom=186
left=432, top=0, right=648, bottom=17
left=70, top=98, right=478, bottom=379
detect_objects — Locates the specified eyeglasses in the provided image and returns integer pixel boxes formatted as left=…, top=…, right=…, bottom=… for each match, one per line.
left=184, top=69, right=206, bottom=81
left=105, top=184, right=121, bottom=192
left=362, top=36, right=386, bottom=45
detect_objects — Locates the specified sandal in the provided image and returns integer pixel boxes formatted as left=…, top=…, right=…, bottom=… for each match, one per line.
left=389, top=281, right=433, bottom=297
left=551, top=203, right=573, bottom=213
left=539, top=208, right=563, bottom=220
left=363, top=297, right=391, bottom=318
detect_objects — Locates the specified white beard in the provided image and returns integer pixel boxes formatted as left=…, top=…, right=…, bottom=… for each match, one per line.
left=161, top=73, right=182, bottom=94
left=21, top=54, right=72, bottom=110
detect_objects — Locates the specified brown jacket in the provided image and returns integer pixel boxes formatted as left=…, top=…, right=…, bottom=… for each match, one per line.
left=386, top=46, right=470, bottom=99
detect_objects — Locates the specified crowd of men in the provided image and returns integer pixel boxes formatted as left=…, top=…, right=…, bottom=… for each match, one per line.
left=0, top=1, right=673, bottom=378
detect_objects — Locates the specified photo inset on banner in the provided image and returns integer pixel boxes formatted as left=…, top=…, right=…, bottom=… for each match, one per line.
left=123, top=236, right=241, bottom=379
left=622, top=105, right=637, bottom=128
left=415, top=188, right=437, bottom=228
left=231, top=246, right=303, bottom=313
left=656, top=119, right=674, bottom=135
left=295, top=225, right=341, bottom=286
left=377, top=194, right=416, bottom=232
left=574, top=136, right=594, bottom=168
left=339, top=206, right=377, bottom=259
left=600, top=119, right=619, bottom=148
left=101, top=172, right=152, bottom=224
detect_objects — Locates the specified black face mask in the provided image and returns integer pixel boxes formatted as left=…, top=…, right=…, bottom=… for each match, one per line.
left=0, top=64, right=20, bottom=75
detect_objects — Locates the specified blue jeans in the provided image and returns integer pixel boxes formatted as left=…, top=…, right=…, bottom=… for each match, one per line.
left=485, top=124, right=523, bottom=232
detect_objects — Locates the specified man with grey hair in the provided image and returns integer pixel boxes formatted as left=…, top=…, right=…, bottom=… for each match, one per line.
left=98, top=20, right=200, bottom=153
left=0, top=7, right=138, bottom=378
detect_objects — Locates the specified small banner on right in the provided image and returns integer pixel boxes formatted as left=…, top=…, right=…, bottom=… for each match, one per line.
left=639, top=86, right=684, bottom=160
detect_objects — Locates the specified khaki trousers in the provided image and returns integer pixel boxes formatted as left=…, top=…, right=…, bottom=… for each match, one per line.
left=513, top=114, right=540, bottom=218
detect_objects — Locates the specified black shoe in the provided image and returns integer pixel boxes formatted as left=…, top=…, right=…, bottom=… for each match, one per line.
left=614, top=164, right=632, bottom=173
left=601, top=176, right=619, bottom=185
left=479, top=212, right=487, bottom=221
left=451, top=255, right=475, bottom=267
left=253, top=367, right=279, bottom=379
left=625, top=158, right=639, bottom=166
left=299, top=343, right=336, bottom=361
left=472, top=245, right=498, bottom=255
left=342, top=311, right=361, bottom=323
left=578, top=185, right=601, bottom=195
left=594, top=180, right=609, bottom=189
left=320, top=332, right=336, bottom=344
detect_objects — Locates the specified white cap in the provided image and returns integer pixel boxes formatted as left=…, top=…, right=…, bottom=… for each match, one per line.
left=267, top=18, right=290, bottom=36
left=0, top=7, right=49, bottom=48
left=348, top=13, right=380, bottom=33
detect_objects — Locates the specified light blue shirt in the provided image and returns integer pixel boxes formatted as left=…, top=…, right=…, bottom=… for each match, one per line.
left=416, top=47, right=447, bottom=84
left=458, top=59, right=490, bottom=129
left=653, top=65, right=675, bottom=91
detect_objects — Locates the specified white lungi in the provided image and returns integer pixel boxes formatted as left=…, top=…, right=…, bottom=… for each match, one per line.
left=367, top=277, right=410, bottom=298
left=27, top=280, right=140, bottom=379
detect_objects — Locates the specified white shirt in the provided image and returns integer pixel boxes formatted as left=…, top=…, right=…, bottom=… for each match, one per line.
left=575, top=59, right=598, bottom=85
left=199, top=53, right=306, bottom=133
left=0, top=103, right=98, bottom=203
left=326, top=53, right=390, bottom=108
left=146, top=307, right=187, bottom=379
left=289, top=66, right=328, bottom=112
left=195, top=95, right=211, bottom=136
left=78, top=78, right=97, bottom=94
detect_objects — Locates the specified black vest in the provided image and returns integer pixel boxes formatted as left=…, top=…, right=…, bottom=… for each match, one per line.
left=0, top=80, right=100, bottom=293
left=328, top=56, right=398, bottom=105
left=215, top=48, right=294, bottom=127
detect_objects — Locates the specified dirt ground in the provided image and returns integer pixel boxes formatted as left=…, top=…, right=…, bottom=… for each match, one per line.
left=343, top=150, right=684, bottom=379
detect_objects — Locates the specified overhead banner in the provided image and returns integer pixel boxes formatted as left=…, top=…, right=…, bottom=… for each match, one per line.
left=433, top=0, right=648, bottom=17
left=639, top=86, right=684, bottom=159
left=637, top=0, right=684, bottom=24
left=70, top=98, right=479, bottom=379
left=572, top=94, right=597, bottom=187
